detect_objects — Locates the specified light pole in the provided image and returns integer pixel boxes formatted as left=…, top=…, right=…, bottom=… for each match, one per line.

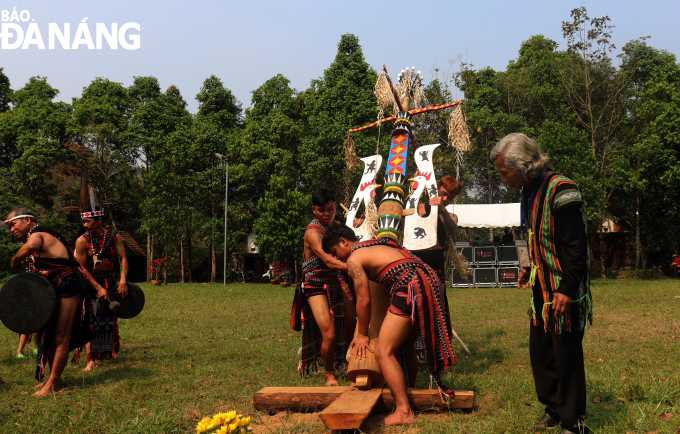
left=216, top=153, right=229, bottom=285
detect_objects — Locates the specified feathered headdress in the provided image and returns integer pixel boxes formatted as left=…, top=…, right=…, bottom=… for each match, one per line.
left=79, top=170, right=104, bottom=219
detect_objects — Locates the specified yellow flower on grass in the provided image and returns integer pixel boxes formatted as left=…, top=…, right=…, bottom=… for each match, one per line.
left=228, top=422, right=239, bottom=432
left=215, top=427, right=228, bottom=434
left=196, top=417, right=213, bottom=433
left=240, top=416, right=251, bottom=426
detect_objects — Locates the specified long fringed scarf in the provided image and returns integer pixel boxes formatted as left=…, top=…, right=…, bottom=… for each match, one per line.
left=351, top=238, right=456, bottom=400
left=525, top=172, right=593, bottom=333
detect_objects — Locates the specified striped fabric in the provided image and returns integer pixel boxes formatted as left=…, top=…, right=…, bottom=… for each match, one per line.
left=527, top=173, right=593, bottom=333
left=291, top=219, right=348, bottom=375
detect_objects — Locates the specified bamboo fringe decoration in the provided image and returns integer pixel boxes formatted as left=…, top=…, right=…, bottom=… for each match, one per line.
left=343, top=133, right=358, bottom=171
left=364, top=197, right=378, bottom=239
left=374, top=72, right=394, bottom=114
left=446, top=236, right=471, bottom=279
left=374, top=72, right=394, bottom=155
left=448, top=105, right=471, bottom=180
left=448, top=105, right=471, bottom=152
left=395, top=75, right=422, bottom=112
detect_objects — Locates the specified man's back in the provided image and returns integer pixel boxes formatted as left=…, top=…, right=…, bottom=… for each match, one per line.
left=25, top=230, right=70, bottom=268
left=348, top=244, right=410, bottom=280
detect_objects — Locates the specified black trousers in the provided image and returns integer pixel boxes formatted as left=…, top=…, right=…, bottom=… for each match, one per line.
left=529, top=316, right=587, bottom=429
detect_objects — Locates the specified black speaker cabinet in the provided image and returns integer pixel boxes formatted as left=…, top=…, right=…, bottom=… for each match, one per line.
left=498, top=267, right=520, bottom=287
left=473, top=246, right=497, bottom=265
left=451, top=271, right=473, bottom=288
left=473, top=267, right=497, bottom=287
left=459, top=246, right=473, bottom=265
left=497, top=246, right=519, bottom=265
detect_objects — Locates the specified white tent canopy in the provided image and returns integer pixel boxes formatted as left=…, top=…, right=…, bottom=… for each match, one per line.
left=445, top=203, right=520, bottom=228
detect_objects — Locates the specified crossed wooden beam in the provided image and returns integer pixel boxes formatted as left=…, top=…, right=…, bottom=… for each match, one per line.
left=253, top=282, right=474, bottom=430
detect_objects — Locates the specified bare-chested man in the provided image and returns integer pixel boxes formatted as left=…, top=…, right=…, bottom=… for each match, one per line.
left=75, top=208, right=128, bottom=371
left=322, top=223, right=456, bottom=426
left=291, top=188, right=356, bottom=386
left=6, top=207, right=90, bottom=397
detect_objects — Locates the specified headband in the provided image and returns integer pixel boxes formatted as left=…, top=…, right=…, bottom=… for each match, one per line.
left=4, top=214, right=34, bottom=224
left=81, top=210, right=104, bottom=219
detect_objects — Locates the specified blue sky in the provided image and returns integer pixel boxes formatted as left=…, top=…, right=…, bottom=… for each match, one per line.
left=2, top=0, right=678, bottom=113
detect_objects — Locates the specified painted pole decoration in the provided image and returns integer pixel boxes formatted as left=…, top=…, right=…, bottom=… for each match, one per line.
left=375, top=111, right=411, bottom=241
left=345, top=155, right=382, bottom=241
left=346, top=65, right=467, bottom=250
left=403, top=143, right=440, bottom=250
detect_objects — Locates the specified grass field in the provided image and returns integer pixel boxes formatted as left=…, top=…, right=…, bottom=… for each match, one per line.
left=0, top=279, right=678, bottom=433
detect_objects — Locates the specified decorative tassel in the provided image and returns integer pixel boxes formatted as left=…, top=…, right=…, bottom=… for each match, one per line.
left=363, top=196, right=379, bottom=239
left=448, top=105, right=471, bottom=152
left=448, top=105, right=470, bottom=180
left=446, top=237, right=471, bottom=279
left=343, top=133, right=358, bottom=172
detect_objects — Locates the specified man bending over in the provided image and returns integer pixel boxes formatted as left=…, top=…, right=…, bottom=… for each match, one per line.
left=322, top=223, right=456, bottom=426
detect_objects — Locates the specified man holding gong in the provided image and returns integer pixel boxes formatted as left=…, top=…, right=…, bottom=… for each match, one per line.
left=5, top=207, right=91, bottom=397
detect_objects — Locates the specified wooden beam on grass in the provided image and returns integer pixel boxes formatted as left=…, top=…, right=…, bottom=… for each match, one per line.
left=318, top=386, right=384, bottom=430
left=252, top=386, right=474, bottom=413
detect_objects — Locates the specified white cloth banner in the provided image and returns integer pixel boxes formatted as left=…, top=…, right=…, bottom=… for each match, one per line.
left=445, top=203, right=521, bottom=228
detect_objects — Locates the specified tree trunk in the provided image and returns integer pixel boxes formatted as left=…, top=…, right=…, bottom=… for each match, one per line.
left=179, top=236, right=185, bottom=283
left=187, top=221, right=193, bottom=283
left=635, top=194, right=641, bottom=274
left=599, top=208, right=606, bottom=279
left=163, top=246, right=167, bottom=284
left=211, top=243, right=216, bottom=283
left=146, top=231, right=152, bottom=282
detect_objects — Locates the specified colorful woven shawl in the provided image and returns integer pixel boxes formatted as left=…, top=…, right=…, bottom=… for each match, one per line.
left=526, top=172, right=593, bottom=333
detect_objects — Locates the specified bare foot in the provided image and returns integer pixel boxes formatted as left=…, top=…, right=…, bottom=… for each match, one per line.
left=34, top=379, right=63, bottom=397
left=324, top=373, right=339, bottom=386
left=82, top=361, right=96, bottom=372
left=382, top=409, right=415, bottom=426
left=33, top=381, right=46, bottom=389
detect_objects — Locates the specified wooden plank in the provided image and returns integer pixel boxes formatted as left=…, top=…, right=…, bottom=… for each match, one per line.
left=377, top=388, right=474, bottom=410
left=318, top=386, right=383, bottom=430
left=252, top=386, right=474, bottom=413
left=253, top=386, right=346, bottom=413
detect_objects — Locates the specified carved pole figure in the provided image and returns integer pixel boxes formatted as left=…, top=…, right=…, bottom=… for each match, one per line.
left=345, top=155, right=382, bottom=242
left=403, top=143, right=440, bottom=250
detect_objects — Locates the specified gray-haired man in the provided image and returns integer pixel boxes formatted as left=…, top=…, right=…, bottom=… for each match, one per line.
left=491, top=133, right=593, bottom=434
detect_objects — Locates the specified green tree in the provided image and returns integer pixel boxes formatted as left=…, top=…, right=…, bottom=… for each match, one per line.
left=7, top=77, right=73, bottom=208
left=71, top=77, right=134, bottom=209
left=253, top=177, right=309, bottom=264
left=129, top=78, right=194, bottom=280
left=301, top=34, right=378, bottom=201
left=234, top=74, right=308, bottom=263
left=192, top=75, right=242, bottom=282
left=455, top=65, right=526, bottom=210
left=0, top=67, right=11, bottom=113
left=612, top=40, right=680, bottom=271
left=560, top=6, right=632, bottom=277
